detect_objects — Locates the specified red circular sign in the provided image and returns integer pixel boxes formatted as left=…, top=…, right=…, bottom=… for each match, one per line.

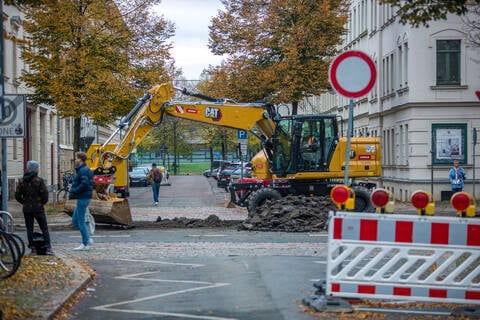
left=329, top=50, right=377, bottom=98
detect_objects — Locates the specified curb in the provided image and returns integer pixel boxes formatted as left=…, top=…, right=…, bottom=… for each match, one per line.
left=39, top=253, right=92, bottom=320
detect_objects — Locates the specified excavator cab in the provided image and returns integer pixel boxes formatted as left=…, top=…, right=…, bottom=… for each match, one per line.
left=271, top=115, right=338, bottom=176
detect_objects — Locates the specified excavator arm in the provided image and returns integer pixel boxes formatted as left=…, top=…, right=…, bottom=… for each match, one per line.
left=88, top=83, right=278, bottom=196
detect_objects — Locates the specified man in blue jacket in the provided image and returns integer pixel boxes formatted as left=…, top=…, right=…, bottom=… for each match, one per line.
left=449, top=160, right=466, bottom=194
left=69, top=151, right=94, bottom=250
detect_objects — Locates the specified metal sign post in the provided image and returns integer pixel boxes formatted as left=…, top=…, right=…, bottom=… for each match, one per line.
left=473, top=128, right=477, bottom=199
left=1, top=1, right=6, bottom=214
left=344, top=99, right=354, bottom=185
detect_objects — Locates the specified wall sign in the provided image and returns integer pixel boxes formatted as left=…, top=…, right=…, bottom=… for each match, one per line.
left=432, top=123, right=467, bottom=164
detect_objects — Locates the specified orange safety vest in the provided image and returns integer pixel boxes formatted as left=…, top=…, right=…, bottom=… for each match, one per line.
left=307, top=136, right=315, bottom=145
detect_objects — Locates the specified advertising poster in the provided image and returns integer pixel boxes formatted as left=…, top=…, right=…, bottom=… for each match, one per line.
left=432, top=123, right=467, bottom=164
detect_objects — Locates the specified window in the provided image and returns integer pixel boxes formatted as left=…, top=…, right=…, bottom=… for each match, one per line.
left=370, top=0, right=375, bottom=30
left=390, top=53, right=394, bottom=92
left=436, top=40, right=460, bottom=85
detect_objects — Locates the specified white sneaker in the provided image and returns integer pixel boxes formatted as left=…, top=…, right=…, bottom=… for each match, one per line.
left=154, top=202, right=158, bottom=206
left=73, top=244, right=90, bottom=251
left=88, top=238, right=94, bottom=245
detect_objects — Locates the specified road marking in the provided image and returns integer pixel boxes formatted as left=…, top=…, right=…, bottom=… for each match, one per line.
left=116, top=258, right=204, bottom=267
left=308, top=234, right=328, bottom=237
left=188, top=234, right=228, bottom=237
left=92, top=265, right=233, bottom=320
left=118, top=272, right=218, bottom=285
left=92, top=307, right=237, bottom=320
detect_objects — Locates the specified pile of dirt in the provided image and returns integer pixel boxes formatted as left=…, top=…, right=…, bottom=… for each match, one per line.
left=239, top=195, right=337, bottom=232
left=132, top=195, right=336, bottom=231
left=147, top=214, right=242, bottom=228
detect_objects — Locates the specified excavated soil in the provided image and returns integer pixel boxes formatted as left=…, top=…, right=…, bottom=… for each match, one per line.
left=239, top=195, right=336, bottom=232
left=134, top=195, right=336, bottom=232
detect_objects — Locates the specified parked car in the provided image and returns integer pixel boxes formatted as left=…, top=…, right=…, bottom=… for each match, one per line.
left=203, top=168, right=216, bottom=178
left=129, top=167, right=150, bottom=187
left=229, top=167, right=252, bottom=183
left=203, top=160, right=233, bottom=179
left=216, top=162, right=244, bottom=188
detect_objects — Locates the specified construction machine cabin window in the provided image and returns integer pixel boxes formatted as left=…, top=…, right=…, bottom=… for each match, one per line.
left=299, top=120, right=323, bottom=171
left=299, top=118, right=337, bottom=172
left=272, top=119, right=292, bottom=174
left=271, top=117, right=337, bottom=174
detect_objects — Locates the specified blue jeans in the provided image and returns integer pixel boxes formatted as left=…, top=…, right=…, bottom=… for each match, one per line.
left=152, top=182, right=160, bottom=202
left=72, top=198, right=90, bottom=246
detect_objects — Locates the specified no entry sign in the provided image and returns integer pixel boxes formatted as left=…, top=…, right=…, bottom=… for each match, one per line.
left=329, top=50, right=377, bottom=98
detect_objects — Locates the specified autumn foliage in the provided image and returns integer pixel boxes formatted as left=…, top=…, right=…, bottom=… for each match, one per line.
left=17, top=0, right=176, bottom=150
left=205, top=0, right=349, bottom=114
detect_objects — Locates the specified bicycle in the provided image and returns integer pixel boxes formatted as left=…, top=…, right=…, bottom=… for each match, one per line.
left=57, top=170, right=75, bottom=205
left=0, top=211, right=25, bottom=279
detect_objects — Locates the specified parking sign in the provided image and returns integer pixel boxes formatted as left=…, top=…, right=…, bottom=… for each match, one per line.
left=237, top=130, right=247, bottom=140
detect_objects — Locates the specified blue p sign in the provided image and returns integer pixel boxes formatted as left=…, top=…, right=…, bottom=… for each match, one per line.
left=237, top=130, right=247, bottom=140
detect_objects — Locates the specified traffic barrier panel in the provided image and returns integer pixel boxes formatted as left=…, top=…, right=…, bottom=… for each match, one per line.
left=326, top=211, right=480, bottom=304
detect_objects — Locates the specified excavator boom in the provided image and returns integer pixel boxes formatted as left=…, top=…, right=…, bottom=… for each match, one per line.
left=91, top=83, right=277, bottom=171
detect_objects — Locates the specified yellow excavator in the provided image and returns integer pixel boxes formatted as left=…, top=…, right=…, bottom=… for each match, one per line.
left=65, top=83, right=381, bottom=226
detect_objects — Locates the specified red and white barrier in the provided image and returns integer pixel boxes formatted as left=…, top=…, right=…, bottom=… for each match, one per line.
left=327, top=211, right=480, bottom=304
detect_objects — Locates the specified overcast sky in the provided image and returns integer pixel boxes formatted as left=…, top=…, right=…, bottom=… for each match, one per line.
left=154, top=0, right=226, bottom=80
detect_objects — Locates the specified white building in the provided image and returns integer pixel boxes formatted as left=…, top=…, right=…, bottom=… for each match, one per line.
left=300, top=1, right=480, bottom=202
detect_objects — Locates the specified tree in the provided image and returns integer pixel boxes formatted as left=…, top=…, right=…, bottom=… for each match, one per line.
left=18, top=0, right=175, bottom=151
left=207, top=0, right=349, bottom=114
left=201, top=125, right=238, bottom=160
left=380, top=0, right=480, bottom=27
left=139, top=116, right=197, bottom=167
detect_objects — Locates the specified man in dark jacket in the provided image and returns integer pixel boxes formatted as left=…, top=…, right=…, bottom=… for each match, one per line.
left=69, top=151, right=94, bottom=251
left=15, top=160, right=53, bottom=255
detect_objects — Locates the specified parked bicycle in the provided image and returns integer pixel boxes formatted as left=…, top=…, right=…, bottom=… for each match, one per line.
left=56, top=170, right=75, bottom=205
left=0, top=211, right=25, bottom=279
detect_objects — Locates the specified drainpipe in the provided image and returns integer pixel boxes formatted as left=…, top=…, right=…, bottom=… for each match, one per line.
left=377, top=10, right=384, bottom=189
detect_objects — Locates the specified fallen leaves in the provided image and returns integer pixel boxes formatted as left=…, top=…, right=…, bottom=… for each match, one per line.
left=0, top=255, right=75, bottom=319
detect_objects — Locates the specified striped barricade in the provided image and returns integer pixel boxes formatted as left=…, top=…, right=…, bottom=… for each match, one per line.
left=326, top=211, right=480, bottom=304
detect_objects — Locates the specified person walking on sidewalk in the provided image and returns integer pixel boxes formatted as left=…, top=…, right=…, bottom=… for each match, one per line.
left=15, top=160, right=54, bottom=255
left=449, top=159, right=466, bottom=194
left=69, top=151, right=94, bottom=251
left=147, top=163, right=163, bottom=206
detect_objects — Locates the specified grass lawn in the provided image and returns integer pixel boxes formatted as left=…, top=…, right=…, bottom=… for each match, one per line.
left=171, top=162, right=210, bottom=175
left=138, top=161, right=213, bottom=175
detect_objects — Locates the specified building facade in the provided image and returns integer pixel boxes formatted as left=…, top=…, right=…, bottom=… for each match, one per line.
left=299, top=1, right=480, bottom=202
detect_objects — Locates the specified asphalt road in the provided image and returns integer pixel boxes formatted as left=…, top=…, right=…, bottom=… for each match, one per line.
left=53, top=175, right=329, bottom=320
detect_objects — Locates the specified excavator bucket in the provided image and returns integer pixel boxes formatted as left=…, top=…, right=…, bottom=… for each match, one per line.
left=64, top=198, right=133, bottom=227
